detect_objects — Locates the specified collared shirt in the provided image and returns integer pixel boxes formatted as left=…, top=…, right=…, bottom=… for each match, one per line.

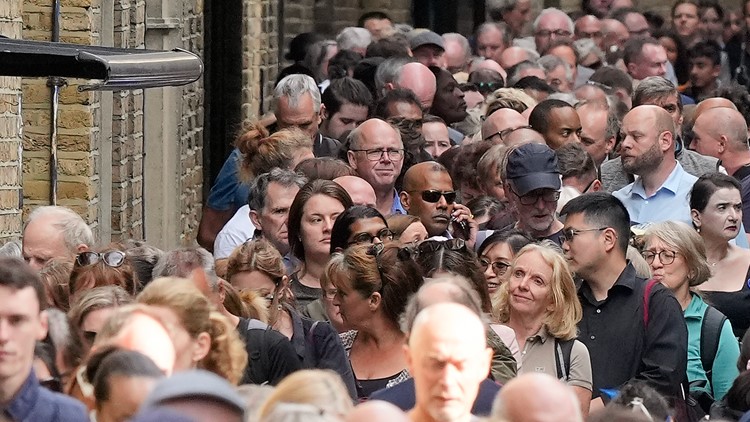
left=517, top=327, right=593, bottom=391
left=613, top=162, right=697, bottom=226
left=213, top=205, right=255, bottom=259
left=577, top=263, right=687, bottom=398
left=5, top=370, right=88, bottom=422
left=390, top=189, right=406, bottom=215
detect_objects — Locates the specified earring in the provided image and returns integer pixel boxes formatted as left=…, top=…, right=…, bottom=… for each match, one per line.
left=696, top=227, right=701, bottom=233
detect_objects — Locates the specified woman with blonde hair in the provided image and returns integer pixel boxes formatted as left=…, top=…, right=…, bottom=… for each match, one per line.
left=256, top=369, right=354, bottom=420
left=136, top=277, right=248, bottom=385
left=226, top=239, right=356, bottom=398
left=643, top=221, right=740, bottom=404
left=494, top=242, right=593, bottom=416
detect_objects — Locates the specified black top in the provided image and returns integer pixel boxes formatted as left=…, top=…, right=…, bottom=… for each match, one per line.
left=702, top=265, right=750, bottom=339
left=577, top=263, right=688, bottom=399
left=285, top=305, right=358, bottom=399
left=370, top=377, right=501, bottom=416
left=236, top=318, right=302, bottom=385
left=314, top=134, right=341, bottom=158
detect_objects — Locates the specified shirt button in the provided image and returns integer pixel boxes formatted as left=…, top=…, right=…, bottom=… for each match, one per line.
left=596, top=309, right=601, bottom=314
left=590, top=335, right=596, bottom=340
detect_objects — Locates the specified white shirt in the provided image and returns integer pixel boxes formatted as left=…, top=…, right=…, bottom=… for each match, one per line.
left=213, top=205, right=255, bottom=259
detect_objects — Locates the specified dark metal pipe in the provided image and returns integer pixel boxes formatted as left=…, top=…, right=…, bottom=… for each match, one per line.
left=49, top=0, right=62, bottom=205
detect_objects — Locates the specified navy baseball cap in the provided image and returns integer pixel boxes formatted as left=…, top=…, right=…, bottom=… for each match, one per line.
left=505, top=143, right=561, bottom=196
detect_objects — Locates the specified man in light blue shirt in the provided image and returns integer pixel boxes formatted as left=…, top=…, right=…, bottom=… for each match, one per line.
left=613, top=105, right=696, bottom=226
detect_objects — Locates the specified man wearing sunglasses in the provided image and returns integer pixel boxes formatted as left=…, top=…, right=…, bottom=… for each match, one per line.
left=503, top=143, right=565, bottom=245
left=400, top=162, right=477, bottom=247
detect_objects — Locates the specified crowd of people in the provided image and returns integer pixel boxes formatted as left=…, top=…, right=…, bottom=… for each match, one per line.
left=6, top=0, right=750, bottom=421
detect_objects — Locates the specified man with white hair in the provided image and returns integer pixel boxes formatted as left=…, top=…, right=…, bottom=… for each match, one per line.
left=405, top=303, right=492, bottom=422
left=533, top=8, right=574, bottom=54
left=490, top=373, right=583, bottom=422
left=22, top=205, right=92, bottom=270
left=442, top=33, right=472, bottom=74
left=336, top=27, right=372, bottom=56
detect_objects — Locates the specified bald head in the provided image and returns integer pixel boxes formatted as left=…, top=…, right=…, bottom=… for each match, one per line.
left=504, top=127, right=545, bottom=147
left=482, top=108, right=528, bottom=143
left=410, top=302, right=485, bottom=346
left=629, top=104, right=675, bottom=137
left=333, top=176, right=377, bottom=208
left=475, top=59, right=507, bottom=79
left=694, top=97, right=738, bottom=121
left=345, top=401, right=409, bottom=422
left=499, top=46, right=533, bottom=70
left=397, top=62, right=437, bottom=109
left=492, top=373, right=583, bottom=422
left=402, top=161, right=449, bottom=191
left=693, top=108, right=749, bottom=155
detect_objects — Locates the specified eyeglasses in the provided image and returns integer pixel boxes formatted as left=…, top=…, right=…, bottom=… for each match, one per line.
left=511, top=189, right=560, bottom=206
left=560, top=227, right=607, bottom=243
left=479, top=258, right=511, bottom=276
left=348, top=228, right=395, bottom=246
left=487, top=125, right=533, bottom=142
left=642, top=250, right=677, bottom=265
left=39, top=376, right=62, bottom=393
left=409, top=189, right=457, bottom=204
left=534, top=29, right=572, bottom=38
left=350, top=148, right=404, bottom=161
left=76, top=251, right=126, bottom=267
left=415, top=238, right=467, bottom=256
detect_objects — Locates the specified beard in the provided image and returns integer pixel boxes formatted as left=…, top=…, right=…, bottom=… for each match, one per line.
left=622, top=141, right=663, bottom=175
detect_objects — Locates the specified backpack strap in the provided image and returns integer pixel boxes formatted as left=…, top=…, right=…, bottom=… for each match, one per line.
left=642, top=279, right=660, bottom=328
left=554, top=338, right=575, bottom=381
left=700, top=306, right=727, bottom=386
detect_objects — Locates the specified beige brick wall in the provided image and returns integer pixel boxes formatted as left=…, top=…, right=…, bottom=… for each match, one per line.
left=242, top=0, right=280, bottom=119
left=21, top=0, right=102, bottom=237
left=0, top=0, right=24, bottom=241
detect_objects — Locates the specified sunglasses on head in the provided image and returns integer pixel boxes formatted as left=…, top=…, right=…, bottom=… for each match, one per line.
left=411, top=189, right=457, bottom=204
left=366, top=243, right=414, bottom=292
left=76, top=251, right=126, bottom=268
left=415, top=238, right=466, bottom=256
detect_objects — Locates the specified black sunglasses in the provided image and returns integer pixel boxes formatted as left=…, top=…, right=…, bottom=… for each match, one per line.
left=415, top=238, right=466, bottom=256
left=366, top=243, right=413, bottom=292
left=76, top=251, right=126, bottom=267
left=410, top=189, right=457, bottom=204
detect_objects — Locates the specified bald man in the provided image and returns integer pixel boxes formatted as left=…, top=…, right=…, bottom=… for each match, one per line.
left=395, top=62, right=437, bottom=110
left=333, top=175, right=377, bottom=208
left=692, top=97, right=737, bottom=122
left=399, top=162, right=476, bottom=245
left=405, top=303, right=492, bottom=422
left=601, top=19, right=629, bottom=53
left=503, top=127, right=545, bottom=147
left=491, top=373, right=583, bottom=422
left=692, top=108, right=750, bottom=235
left=613, top=105, right=698, bottom=225
left=481, top=108, right=529, bottom=144
left=499, top=46, right=535, bottom=70
left=575, top=15, right=603, bottom=50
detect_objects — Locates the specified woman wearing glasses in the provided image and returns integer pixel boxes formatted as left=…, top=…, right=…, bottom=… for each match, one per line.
left=226, top=239, right=357, bottom=399
left=690, top=173, right=750, bottom=339
left=494, top=242, right=593, bottom=417
left=69, top=247, right=139, bottom=299
left=477, top=229, right=534, bottom=296
left=642, top=221, right=740, bottom=405
left=287, top=180, right=354, bottom=310
left=329, top=205, right=394, bottom=253
left=325, top=243, right=423, bottom=399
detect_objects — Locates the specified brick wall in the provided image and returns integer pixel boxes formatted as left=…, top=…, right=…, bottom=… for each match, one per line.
left=242, top=0, right=280, bottom=119
left=178, top=0, right=204, bottom=244
left=111, top=0, right=145, bottom=241
left=21, top=0, right=102, bottom=236
left=0, top=0, right=24, bottom=241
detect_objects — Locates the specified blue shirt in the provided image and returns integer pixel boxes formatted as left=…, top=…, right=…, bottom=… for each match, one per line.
left=6, top=370, right=88, bottom=422
left=613, top=162, right=697, bottom=226
left=206, top=148, right=250, bottom=211
left=391, top=190, right=406, bottom=215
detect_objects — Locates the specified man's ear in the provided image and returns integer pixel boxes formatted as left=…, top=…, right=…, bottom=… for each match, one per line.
left=320, top=104, right=329, bottom=121
left=602, top=227, right=618, bottom=253
left=400, top=191, right=411, bottom=211
left=605, top=136, right=616, bottom=155
left=626, top=63, right=637, bottom=78
left=660, top=131, right=674, bottom=152
left=76, top=244, right=89, bottom=253
left=590, top=179, right=602, bottom=192
left=37, top=310, right=49, bottom=341
left=250, top=210, right=262, bottom=231
left=718, top=135, right=728, bottom=154
left=347, top=150, right=358, bottom=169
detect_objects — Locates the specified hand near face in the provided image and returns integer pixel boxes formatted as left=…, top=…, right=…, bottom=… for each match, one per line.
left=450, top=204, right=478, bottom=250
